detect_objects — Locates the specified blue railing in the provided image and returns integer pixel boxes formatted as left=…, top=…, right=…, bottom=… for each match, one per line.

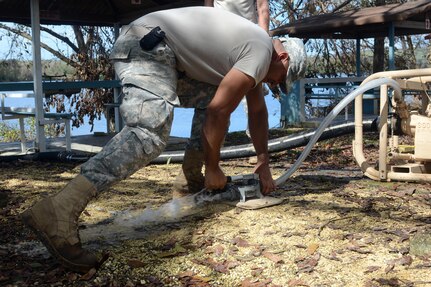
left=280, top=76, right=381, bottom=126
left=0, top=80, right=121, bottom=92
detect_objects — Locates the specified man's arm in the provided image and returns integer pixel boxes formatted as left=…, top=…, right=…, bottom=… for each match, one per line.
left=246, top=83, right=276, bottom=194
left=203, top=68, right=255, bottom=190
left=256, top=0, right=270, bottom=33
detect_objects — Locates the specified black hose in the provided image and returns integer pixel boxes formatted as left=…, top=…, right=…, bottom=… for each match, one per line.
left=0, top=120, right=373, bottom=164
left=151, top=120, right=373, bottom=163
left=0, top=151, right=92, bottom=163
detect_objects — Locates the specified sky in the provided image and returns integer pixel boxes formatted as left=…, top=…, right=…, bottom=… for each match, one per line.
left=0, top=23, right=74, bottom=60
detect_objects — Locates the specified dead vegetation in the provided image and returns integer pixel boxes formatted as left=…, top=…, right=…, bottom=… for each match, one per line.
left=1, top=131, right=431, bottom=287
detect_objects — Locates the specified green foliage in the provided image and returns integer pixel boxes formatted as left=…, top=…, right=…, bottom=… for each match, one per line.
left=0, top=121, right=22, bottom=142
left=272, top=0, right=429, bottom=79
left=0, top=117, right=64, bottom=143
left=0, top=60, right=33, bottom=81
left=42, top=60, right=75, bottom=79
left=0, top=59, right=76, bottom=82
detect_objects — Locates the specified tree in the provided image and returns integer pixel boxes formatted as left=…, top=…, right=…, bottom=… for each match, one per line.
left=271, top=0, right=367, bottom=78
left=271, top=0, right=426, bottom=79
left=0, top=23, right=115, bottom=131
left=372, top=0, right=386, bottom=73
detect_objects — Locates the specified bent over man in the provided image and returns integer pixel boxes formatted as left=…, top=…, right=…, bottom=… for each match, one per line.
left=22, top=7, right=306, bottom=273
left=172, top=0, right=272, bottom=197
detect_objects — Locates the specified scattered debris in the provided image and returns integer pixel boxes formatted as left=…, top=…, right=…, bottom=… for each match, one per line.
left=2, top=132, right=430, bottom=286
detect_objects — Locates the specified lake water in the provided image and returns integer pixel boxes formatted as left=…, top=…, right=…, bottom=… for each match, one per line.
left=2, top=95, right=281, bottom=138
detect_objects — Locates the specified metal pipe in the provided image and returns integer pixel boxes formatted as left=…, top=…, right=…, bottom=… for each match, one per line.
left=275, top=78, right=400, bottom=186
left=387, top=172, right=431, bottom=182
left=388, top=152, right=415, bottom=161
left=152, top=120, right=372, bottom=164
left=379, top=84, right=388, bottom=180
left=31, top=0, right=46, bottom=152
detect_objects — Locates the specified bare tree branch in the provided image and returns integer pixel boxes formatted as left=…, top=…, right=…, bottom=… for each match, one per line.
left=38, top=25, right=80, bottom=53
left=332, top=0, right=355, bottom=13
left=73, top=25, right=86, bottom=52
left=0, top=23, right=76, bottom=67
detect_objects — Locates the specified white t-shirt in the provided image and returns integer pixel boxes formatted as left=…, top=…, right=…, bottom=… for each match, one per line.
left=130, top=7, right=272, bottom=86
left=213, top=0, right=258, bottom=23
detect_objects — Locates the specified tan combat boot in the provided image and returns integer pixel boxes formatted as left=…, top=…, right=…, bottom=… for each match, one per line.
left=172, top=149, right=205, bottom=198
left=21, top=174, right=99, bottom=273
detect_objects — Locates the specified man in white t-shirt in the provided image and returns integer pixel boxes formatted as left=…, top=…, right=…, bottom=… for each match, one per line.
left=206, top=0, right=269, bottom=33
left=21, top=7, right=306, bottom=273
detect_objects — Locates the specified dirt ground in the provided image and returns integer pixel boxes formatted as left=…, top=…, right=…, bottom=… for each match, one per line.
left=1, top=131, right=431, bottom=287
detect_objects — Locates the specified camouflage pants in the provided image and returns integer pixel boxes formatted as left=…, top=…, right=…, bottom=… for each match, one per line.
left=81, top=26, right=216, bottom=191
left=176, top=73, right=217, bottom=150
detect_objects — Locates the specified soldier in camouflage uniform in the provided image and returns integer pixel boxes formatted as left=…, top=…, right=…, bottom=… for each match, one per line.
left=172, top=0, right=271, bottom=198
left=21, top=7, right=306, bottom=273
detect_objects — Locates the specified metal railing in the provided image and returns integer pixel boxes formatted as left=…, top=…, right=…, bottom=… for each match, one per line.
left=280, top=76, right=382, bottom=126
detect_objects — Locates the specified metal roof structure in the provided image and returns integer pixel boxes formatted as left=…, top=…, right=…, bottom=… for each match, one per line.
left=271, top=0, right=431, bottom=39
left=0, top=0, right=202, bottom=26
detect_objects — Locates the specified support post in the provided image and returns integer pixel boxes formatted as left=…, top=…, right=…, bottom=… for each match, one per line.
left=279, top=81, right=302, bottom=125
left=113, top=23, right=123, bottom=133
left=379, top=84, right=388, bottom=180
left=356, top=38, right=361, bottom=77
left=31, top=0, right=46, bottom=152
left=388, top=22, right=395, bottom=71
left=299, top=79, right=305, bottom=122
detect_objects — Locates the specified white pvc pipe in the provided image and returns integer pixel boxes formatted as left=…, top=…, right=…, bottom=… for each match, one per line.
left=379, top=84, right=388, bottom=180
left=275, top=78, right=401, bottom=186
left=354, top=68, right=431, bottom=180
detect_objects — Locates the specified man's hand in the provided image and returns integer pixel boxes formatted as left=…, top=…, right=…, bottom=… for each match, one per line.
left=253, top=157, right=276, bottom=195
left=204, top=165, right=227, bottom=190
